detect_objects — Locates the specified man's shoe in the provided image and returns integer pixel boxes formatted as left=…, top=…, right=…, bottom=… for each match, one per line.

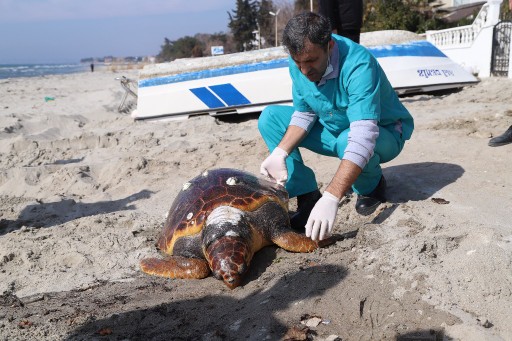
left=355, top=176, right=386, bottom=216
left=290, top=189, right=322, bottom=231
left=489, top=125, right=512, bottom=147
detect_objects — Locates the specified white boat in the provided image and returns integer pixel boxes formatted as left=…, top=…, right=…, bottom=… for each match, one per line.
left=133, top=38, right=478, bottom=121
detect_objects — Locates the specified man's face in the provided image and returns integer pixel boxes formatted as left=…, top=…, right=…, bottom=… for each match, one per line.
left=290, top=39, right=332, bottom=82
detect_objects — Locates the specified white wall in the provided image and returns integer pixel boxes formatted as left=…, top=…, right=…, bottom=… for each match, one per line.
left=435, top=26, right=495, bottom=76
left=427, top=0, right=508, bottom=77
left=453, top=0, right=487, bottom=6
left=509, top=35, right=512, bottom=78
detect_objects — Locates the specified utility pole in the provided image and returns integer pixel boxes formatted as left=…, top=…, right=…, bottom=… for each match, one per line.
left=252, top=23, right=261, bottom=49
left=269, top=9, right=280, bottom=47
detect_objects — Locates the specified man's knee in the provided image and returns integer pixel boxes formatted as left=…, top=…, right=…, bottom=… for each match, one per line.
left=258, top=106, right=274, bottom=134
left=258, top=105, right=292, bottom=136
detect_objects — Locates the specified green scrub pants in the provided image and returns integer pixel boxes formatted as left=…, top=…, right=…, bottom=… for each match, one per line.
left=258, top=105, right=405, bottom=198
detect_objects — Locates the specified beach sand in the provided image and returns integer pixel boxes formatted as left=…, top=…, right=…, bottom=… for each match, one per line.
left=0, top=68, right=511, bottom=341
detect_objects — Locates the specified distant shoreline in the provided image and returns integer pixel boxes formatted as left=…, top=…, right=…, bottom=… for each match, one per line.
left=0, top=62, right=145, bottom=80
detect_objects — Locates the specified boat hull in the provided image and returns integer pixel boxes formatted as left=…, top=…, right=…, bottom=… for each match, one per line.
left=134, top=40, right=478, bottom=121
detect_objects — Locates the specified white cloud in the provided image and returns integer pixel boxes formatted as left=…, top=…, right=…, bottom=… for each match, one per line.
left=0, top=0, right=235, bottom=22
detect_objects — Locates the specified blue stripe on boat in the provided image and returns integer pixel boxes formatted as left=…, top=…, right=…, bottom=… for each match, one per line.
left=139, top=59, right=289, bottom=88
left=140, top=41, right=445, bottom=88
left=209, top=84, right=251, bottom=106
left=190, top=87, right=225, bottom=108
left=368, top=40, right=447, bottom=58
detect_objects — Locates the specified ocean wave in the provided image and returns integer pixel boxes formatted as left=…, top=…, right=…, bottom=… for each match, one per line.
left=0, top=63, right=89, bottom=79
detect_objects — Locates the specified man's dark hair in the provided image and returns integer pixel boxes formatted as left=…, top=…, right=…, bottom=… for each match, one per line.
left=282, top=12, right=332, bottom=55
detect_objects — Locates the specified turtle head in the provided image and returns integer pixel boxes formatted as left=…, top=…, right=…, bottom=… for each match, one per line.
left=206, top=236, right=250, bottom=289
left=203, top=206, right=253, bottom=289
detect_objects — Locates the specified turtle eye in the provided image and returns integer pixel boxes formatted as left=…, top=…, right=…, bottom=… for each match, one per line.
left=238, top=263, right=247, bottom=274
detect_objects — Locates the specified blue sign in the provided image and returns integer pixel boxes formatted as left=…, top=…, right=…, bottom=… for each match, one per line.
left=211, top=46, right=224, bottom=56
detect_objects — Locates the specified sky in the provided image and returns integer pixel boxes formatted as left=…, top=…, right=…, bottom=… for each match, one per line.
left=0, top=0, right=239, bottom=64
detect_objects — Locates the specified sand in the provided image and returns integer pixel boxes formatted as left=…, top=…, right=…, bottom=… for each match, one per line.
left=0, top=67, right=511, bottom=341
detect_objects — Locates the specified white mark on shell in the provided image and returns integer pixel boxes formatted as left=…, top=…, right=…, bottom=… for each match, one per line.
left=226, top=177, right=238, bottom=186
left=182, top=182, right=192, bottom=191
left=186, top=212, right=193, bottom=220
left=206, top=206, right=243, bottom=226
left=225, top=230, right=240, bottom=237
left=202, top=170, right=209, bottom=177
left=220, top=259, right=229, bottom=271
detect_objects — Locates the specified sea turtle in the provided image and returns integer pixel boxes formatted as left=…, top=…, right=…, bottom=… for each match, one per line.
left=140, top=168, right=328, bottom=289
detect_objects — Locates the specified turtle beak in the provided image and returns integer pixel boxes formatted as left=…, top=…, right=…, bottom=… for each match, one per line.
left=206, top=237, right=251, bottom=289
left=222, top=271, right=243, bottom=289
left=218, top=261, right=247, bottom=289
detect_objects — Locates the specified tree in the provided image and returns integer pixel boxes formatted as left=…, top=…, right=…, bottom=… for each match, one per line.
left=195, top=32, right=236, bottom=56
left=228, top=0, right=259, bottom=51
left=294, top=0, right=309, bottom=13
left=258, top=0, right=276, bottom=47
left=156, top=36, right=204, bottom=62
left=191, top=45, right=204, bottom=57
left=500, top=0, right=511, bottom=20
left=362, top=0, right=469, bottom=34
left=363, top=0, right=422, bottom=32
left=157, top=38, right=173, bottom=62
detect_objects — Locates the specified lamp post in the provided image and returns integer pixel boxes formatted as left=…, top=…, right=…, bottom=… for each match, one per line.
left=252, top=24, right=261, bottom=49
left=269, top=9, right=280, bottom=47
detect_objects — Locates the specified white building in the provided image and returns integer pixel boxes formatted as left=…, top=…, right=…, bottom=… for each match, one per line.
left=426, top=0, right=512, bottom=78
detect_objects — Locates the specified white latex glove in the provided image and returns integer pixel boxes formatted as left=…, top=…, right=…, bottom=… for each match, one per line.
left=260, top=147, right=288, bottom=186
left=305, top=191, right=340, bottom=241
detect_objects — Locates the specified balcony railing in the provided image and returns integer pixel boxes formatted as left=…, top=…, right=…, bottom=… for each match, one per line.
left=426, top=3, right=490, bottom=47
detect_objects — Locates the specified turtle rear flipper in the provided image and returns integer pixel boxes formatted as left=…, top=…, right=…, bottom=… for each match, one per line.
left=140, top=256, right=210, bottom=279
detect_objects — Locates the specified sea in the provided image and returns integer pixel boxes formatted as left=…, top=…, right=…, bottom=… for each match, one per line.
left=0, top=63, right=91, bottom=80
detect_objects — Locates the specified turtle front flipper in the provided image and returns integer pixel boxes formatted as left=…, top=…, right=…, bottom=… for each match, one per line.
left=140, top=256, right=210, bottom=279
left=272, top=231, right=336, bottom=253
left=271, top=231, right=320, bottom=252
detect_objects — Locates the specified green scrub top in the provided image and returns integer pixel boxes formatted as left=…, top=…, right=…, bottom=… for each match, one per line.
left=289, top=34, right=414, bottom=140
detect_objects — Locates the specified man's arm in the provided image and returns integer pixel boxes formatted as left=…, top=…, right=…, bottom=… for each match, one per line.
left=305, top=153, right=363, bottom=241
left=305, top=120, right=378, bottom=241
left=326, top=119, right=379, bottom=198
left=325, top=159, right=362, bottom=199
left=276, top=125, right=308, bottom=154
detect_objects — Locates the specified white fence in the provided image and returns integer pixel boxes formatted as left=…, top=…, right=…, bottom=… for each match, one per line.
left=426, top=0, right=512, bottom=78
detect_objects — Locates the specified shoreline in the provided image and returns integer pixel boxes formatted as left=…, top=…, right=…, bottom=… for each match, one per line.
left=0, top=63, right=143, bottom=81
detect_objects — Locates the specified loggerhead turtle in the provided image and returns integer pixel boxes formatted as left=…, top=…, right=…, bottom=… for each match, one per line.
left=140, top=168, right=328, bottom=289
